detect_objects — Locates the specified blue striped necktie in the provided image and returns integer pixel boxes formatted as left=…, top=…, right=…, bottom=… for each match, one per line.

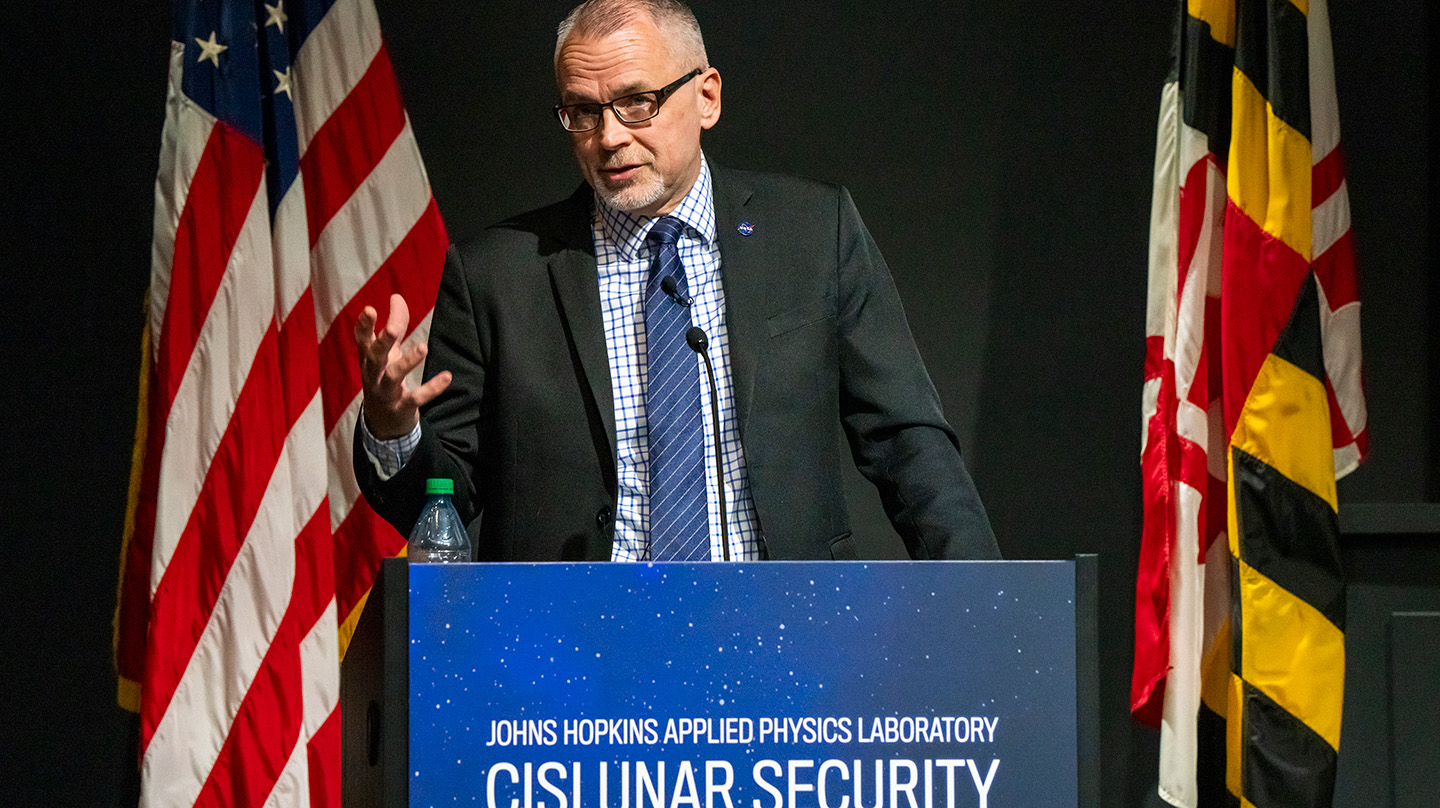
left=644, top=215, right=710, bottom=561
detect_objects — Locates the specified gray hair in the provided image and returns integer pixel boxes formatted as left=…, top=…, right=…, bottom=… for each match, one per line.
left=555, top=0, right=709, bottom=74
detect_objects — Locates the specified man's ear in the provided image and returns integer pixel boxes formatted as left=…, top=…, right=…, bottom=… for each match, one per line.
left=698, top=68, right=722, bottom=130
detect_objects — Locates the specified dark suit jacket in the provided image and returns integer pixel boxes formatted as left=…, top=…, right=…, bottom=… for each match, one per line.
left=354, top=164, right=998, bottom=561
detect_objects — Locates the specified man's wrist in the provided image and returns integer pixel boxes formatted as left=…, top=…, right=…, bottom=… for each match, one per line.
left=361, top=404, right=420, bottom=441
left=360, top=414, right=422, bottom=480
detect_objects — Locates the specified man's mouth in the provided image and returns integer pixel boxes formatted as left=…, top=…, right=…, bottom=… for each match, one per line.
left=600, top=163, right=643, bottom=181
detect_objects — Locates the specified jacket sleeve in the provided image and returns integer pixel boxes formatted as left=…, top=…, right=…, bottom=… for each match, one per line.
left=833, top=187, right=1001, bottom=560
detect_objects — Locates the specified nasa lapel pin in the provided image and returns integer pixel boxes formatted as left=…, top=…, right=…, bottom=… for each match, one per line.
left=737, top=221, right=755, bottom=237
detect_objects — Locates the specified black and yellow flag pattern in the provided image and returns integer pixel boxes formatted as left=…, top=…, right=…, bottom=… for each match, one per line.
left=1211, top=0, right=1348, bottom=805
left=1218, top=275, right=1346, bottom=807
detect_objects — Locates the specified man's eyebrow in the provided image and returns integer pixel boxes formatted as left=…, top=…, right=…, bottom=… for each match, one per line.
left=610, top=81, right=650, bottom=96
left=559, top=85, right=595, bottom=104
left=560, top=81, right=652, bottom=105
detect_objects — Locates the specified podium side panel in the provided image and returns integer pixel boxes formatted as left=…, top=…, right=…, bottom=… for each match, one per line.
left=340, top=568, right=383, bottom=808
left=382, top=558, right=409, bottom=808
left=340, top=557, right=408, bottom=808
left=1075, top=554, right=1099, bottom=808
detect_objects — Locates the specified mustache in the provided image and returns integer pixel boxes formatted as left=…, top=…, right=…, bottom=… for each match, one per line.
left=597, top=151, right=651, bottom=170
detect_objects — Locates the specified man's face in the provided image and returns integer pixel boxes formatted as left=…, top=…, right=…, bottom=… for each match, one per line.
left=556, top=18, right=720, bottom=217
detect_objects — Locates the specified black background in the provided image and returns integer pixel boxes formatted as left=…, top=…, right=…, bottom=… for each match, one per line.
left=0, top=2, right=1432, bottom=805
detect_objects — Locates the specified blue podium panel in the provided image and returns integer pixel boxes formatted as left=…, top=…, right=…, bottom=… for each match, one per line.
left=409, top=562, right=1077, bottom=808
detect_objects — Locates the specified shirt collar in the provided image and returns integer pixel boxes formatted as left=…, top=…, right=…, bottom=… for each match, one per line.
left=596, top=154, right=716, bottom=263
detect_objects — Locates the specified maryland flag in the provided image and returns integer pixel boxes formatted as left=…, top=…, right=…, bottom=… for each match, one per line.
left=1135, top=0, right=1366, bottom=806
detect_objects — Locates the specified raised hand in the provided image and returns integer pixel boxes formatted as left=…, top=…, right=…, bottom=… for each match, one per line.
left=353, top=293, right=453, bottom=439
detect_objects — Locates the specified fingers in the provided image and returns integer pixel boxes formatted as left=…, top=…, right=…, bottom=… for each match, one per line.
left=355, top=295, right=412, bottom=358
left=355, top=305, right=391, bottom=396
left=353, top=305, right=378, bottom=351
left=382, top=293, right=411, bottom=345
left=379, top=339, right=429, bottom=389
left=355, top=295, right=440, bottom=395
left=353, top=295, right=440, bottom=439
left=410, top=370, right=453, bottom=409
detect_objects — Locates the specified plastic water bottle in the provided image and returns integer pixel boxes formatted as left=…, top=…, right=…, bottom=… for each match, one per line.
left=408, top=478, right=472, bottom=563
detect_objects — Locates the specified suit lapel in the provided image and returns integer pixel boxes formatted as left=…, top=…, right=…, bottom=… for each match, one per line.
left=711, top=165, right=763, bottom=434
left=546, top=186, right=617, bottom=464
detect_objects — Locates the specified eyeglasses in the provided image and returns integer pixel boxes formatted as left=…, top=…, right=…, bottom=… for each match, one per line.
left=554, top=69, right=703, bottom=133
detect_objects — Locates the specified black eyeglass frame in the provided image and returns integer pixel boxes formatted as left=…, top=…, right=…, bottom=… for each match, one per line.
left=553, top=69, right=704, bottom=132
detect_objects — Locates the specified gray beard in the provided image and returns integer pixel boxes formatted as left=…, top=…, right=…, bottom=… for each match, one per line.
left=594, top=171, right=667, bottom=214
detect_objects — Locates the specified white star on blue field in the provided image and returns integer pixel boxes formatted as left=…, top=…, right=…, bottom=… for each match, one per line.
left=408, top=561, right=1078, bottom=804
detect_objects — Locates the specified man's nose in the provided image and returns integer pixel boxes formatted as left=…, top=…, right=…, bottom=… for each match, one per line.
left=596, top=107, right=632, bottom=149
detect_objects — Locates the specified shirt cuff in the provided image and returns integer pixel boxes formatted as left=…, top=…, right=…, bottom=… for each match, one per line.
left=360, top=414, right=422, bottom=481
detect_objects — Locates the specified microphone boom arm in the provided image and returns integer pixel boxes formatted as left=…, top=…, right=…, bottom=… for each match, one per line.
left=685, top=326, right=729, bottom=561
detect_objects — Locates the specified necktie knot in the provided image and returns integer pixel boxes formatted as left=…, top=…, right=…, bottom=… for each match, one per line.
left=647, top=215, right=686, bottom=248
left=647, top=215, right=689, bottom=293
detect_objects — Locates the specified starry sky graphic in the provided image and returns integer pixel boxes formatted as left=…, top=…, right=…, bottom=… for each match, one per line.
left=409, top=561, right=1078, bottom=806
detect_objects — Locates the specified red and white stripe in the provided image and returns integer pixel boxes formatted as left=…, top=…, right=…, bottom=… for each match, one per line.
left=129, top=1, right=447, bottom=805
left=1138, top=73, right=1229, bottom=808
left=1306, top=0, right=1367, bottom=476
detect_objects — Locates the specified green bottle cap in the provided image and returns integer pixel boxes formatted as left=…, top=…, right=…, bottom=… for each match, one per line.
left=425, top=478, right=454, bottom=496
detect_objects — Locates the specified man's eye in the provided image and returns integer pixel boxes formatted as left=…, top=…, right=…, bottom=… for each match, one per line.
left=616, top=94, right=656, bottom=113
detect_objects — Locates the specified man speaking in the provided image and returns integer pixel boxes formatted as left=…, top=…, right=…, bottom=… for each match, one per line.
left=353, top=0, right=999, bottom=562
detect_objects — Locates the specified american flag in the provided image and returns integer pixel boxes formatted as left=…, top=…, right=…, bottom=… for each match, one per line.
left=1134, top=0, right=1365, bottom=806
left=113, top=0, right=446, bottom=804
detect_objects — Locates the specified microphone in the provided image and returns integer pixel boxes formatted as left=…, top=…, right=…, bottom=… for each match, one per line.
left=660, top=275, right=692, bottom=307
left=684, top=326, right=707, bottom=353
left=685, top=326, right=729, bottom=562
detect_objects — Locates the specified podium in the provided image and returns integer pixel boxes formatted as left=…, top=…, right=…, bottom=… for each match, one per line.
left=342, top=558, right=1098, bottom=807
